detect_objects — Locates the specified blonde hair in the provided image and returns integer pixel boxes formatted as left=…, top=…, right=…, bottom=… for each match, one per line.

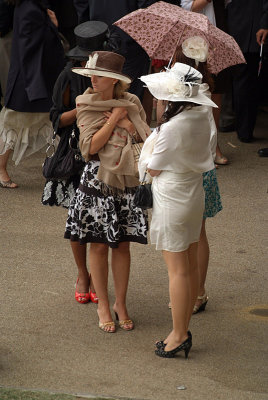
left=114, top=81, right=130, bottom=99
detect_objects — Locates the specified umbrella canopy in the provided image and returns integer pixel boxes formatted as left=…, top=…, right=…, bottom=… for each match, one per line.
left=114, top=1, right=245, bottom=74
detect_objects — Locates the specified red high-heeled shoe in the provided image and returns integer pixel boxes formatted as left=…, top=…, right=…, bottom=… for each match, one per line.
left=75, top=278, right=90, bottom=304
left=89, top=290, right=98, bottom=304
left=88, top=273, right=98, bottom=304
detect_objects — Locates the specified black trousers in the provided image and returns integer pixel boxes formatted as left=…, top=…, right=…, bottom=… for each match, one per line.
left=232, top=52, right=267, bottom=140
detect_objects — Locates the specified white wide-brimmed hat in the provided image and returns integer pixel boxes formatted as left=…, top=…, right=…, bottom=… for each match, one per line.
left=140, top=62, right=217, bottom=107
left=72, top=51, right=132, bottom=84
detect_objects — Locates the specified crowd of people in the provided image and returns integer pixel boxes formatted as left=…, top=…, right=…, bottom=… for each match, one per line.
left=0, top=0, right=267, bottom=358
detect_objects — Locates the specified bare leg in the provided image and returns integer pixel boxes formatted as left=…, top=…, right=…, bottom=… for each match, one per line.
left=112, top=242, right=133, bottom=329
left=89, top=243, right=114, bottom=332
left=161, top=249, right=191, bottom=351
left=70, top=241, right=90, bottom=293
left=187, top=242, right=200, bottom=322
left=0, top=149, right=18, bottom=187
left=197, top=219, right=209, bottom=298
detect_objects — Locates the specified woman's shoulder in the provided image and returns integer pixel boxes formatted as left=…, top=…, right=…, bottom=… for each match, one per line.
left=160, top=106, right=209, bottom=131
left=76, top=89, right=96, bottom=102
left=122, top=92, right=141, bottom=106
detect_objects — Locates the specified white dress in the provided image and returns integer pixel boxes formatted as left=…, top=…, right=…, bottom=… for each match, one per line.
left=0, top=107, right=53, bottom=165
left=139, top=105, right=214, bottom=252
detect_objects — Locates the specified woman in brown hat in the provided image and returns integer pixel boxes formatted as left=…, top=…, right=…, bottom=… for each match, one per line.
left=64, top=51, right=150, bottom=332
left=42, top=21, right=110, bottom=306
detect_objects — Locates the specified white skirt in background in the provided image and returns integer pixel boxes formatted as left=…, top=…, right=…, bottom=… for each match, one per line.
left=0, top=107, right=53, bottom=165
left=150, top=170, right=204, bottom=252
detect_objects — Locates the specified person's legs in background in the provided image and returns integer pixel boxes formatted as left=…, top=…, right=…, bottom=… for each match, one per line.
left=219, top=91, right=236, bottom=133
left=233, top=53, right=259, bottom=143
left=212, top=93, right=229, bottom=165
left=0, top=149, right=18, bottom=188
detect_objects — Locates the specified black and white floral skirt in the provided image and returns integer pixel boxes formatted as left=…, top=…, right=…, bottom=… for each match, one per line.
left=64, top=161, right=148, bottom=248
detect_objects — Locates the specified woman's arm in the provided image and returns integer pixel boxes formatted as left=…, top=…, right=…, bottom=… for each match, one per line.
left=181, top=0, right=211, bottom=12
left=59, top=109, right=77, bottom=128
left=191, top=0, right=211, bottom=12
left=147, top=168, right=161, bottom=177
left=89, top=107, right=128, bottom=155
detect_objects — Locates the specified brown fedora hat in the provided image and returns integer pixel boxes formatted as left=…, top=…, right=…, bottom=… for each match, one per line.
left=72, top=51, right=132, bottom=83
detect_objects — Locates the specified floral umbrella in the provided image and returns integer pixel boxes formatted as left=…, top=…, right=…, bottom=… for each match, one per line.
left=114, top=1, right=245, bottom=74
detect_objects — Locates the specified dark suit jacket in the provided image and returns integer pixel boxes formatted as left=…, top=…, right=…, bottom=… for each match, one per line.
left=73, top=0, right=179, bottom=53
left=5, top=0, right=65, bottom=112
left=227, top=0, right=268, bottom=53
left=0, top=0, right=14, bottom=37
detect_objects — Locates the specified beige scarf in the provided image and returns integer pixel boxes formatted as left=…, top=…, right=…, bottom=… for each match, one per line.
left=77, top=90, right=151, bottom=192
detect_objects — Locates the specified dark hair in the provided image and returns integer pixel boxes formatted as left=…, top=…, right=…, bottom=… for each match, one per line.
left=173, top=47, right=214, bottom=92
left=158, top=101, right=194, bottom=130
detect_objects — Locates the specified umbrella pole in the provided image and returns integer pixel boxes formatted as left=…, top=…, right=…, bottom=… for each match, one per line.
left=167, top=26, right=186, bottom=69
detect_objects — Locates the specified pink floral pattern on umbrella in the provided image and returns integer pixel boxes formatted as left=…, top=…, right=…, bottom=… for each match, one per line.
left=114, top=1, right=245, bottom=74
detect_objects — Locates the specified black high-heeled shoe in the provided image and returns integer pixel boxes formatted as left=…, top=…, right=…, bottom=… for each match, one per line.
left=193, top=293, right=208, bottom=314
left=155, top=336, right=192, bottom=359
left=155, top=330, right=192, bottom=349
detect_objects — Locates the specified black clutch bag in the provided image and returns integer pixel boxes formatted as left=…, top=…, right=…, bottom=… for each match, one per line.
left=133, top=171, right=153, bottom=210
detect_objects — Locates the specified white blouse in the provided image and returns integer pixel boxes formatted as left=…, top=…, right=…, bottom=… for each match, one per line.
left=139, top=105, right=215, bottom=180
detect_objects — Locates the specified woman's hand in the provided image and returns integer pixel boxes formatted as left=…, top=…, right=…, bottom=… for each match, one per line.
left=104, top=108, right=135, bottom=133
left=110, top=107, right=128, bottom=122
left=256, top=29, right=268, bottom=45
left=47, top=9, right=58, bottom=27
left=147, top=168, right=162, bottom=177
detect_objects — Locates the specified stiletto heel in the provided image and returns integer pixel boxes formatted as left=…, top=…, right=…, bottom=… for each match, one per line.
left=184, top=346, right=190, bottom=359
left=155, top=336, right=192, bottom=358
left=114, top=311, right=134, bottom=331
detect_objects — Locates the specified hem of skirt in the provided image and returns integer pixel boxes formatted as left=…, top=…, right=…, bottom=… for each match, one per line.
left=151, top=239, right=199, bottom=252
left=41, top=201, right=69, bottom=209
left=203, top=206, right=223, bottom=219
left=64, top=233, right=147, bottom=248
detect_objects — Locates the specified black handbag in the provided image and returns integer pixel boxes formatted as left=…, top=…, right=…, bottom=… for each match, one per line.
left=42, top=127, right=85, bottom=180
left=133, top=171, right=153, bottom=210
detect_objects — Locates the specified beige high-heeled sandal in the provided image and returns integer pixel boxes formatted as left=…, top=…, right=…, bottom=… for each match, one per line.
left=193, top=293, right=208, bottom=314
left=114, top=312, right=134, bottom=331
left=98, top=320, right=116, bottom=333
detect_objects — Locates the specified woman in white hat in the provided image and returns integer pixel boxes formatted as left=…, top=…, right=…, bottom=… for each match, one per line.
left=139, top=62, right=217, bottom=357
left=64, top=51, right=151, bottom=332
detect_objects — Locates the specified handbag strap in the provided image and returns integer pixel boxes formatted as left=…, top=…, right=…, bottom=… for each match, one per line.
left=45, top=130, right=57, bottom=158
left=128, top=130, right=143, bottom=157
left=141, top=170, right=148, bottom=184
left=69, top=127, right=79, bottom=153
left=129, top=129, right=142, bottom=145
